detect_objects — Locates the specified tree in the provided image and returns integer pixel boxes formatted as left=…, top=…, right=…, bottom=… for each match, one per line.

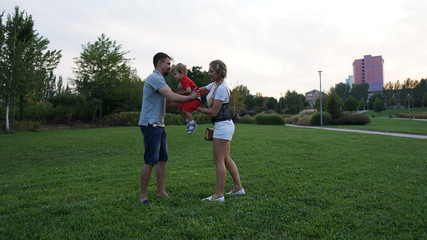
left=358, top=99, right=365, bottom=111
left=422, top=92, right=427, bottom=109
left=334, top=83, right=351, bottom=101
left=230, top=87, right=245, bottom=117
left=388, top=96, right=397, bottom=108
left=1, top=7, right=61, bottom=132
left=404, top=94, right=415, bottom=108
left=350, top=83, right=369, bottom=103
left=283, top=90, right=305, bottom=114
left=49, top=92, right=83, bottom=124
left=314, top=92, right=327, bottom=113
left=373, top=97, right=385, bottom=115
left=326, top=92, right=343, bottom=119
left=73, top=33, right=135, bottom=119
left=344, top=95, right=358, bottom=113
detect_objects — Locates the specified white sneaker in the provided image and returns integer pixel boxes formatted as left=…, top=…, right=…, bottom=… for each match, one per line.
left=202, top=195, right=225, bottom=202
left=226, top=188, right=246, bottom=196
left=187, top=121, right=197, bottom=135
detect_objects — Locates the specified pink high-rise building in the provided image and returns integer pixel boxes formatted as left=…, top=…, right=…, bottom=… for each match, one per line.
left=353, top=55, right=384, bottom=92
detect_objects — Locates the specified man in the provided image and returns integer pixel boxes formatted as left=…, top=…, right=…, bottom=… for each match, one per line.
left=138, top=52, right=199, bottom=204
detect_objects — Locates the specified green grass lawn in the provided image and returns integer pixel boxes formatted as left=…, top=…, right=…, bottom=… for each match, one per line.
left=329, top=117, right=427, bottom=135
left=1, top=125, right=426, bottom=239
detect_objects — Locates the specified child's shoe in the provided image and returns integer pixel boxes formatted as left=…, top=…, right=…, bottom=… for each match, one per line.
left=187, top=121, right=197, bottom=135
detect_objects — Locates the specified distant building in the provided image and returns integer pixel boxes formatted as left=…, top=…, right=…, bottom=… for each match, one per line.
left=305, top=89, right=321, bottom=107
left=353, top=55, right=384, bottom=92
left=345, top=75, right=353, bottom=89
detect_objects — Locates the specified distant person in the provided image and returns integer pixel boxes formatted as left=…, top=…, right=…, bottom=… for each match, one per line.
left=138, top=52, right=199, bottom=205
left=171, top=63, right=202, bottom=134
left=196, top=59, right=245, bottom=202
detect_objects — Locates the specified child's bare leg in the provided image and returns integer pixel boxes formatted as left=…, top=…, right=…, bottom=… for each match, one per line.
left=184, top=111, right=193, bottom=121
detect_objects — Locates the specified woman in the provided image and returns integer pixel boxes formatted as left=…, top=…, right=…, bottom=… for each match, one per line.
left=196, top=60, right=245, bottom=202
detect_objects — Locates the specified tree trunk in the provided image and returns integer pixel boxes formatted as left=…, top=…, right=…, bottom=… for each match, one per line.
left=5, top=104, right=10, bottom=133
left=19, top=94, right=24, bottom=121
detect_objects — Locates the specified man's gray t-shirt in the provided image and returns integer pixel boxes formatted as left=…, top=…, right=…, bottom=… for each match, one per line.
left=138, top=70, right=168, bottom=127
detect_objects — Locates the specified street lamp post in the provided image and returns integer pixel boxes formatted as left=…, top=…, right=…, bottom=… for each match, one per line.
left=318, top=71, right=323, bottom=127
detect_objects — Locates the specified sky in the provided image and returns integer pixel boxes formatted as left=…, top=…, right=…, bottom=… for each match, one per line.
left=3, top=0, right=427, bottom=99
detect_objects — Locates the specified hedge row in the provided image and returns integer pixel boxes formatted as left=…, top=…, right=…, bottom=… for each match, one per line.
left=104, top=112, right=212, bottom=127
left=330, top=113, right=370, bottom=125
left=396, top=112, right=427, bottom=119
left=287, top=111, right=370, bottom=126
left=254, top=114, right=285, bottom=125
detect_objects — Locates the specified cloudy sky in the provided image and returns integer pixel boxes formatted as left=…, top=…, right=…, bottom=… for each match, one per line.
left=3, top=0, right=426, bottom=99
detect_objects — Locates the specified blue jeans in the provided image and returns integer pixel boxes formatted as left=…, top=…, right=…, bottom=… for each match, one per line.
left=140, top=125, right=168, bottom=165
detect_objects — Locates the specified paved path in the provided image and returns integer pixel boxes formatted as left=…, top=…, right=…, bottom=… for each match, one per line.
left=286, top=124, right=427, bottom=140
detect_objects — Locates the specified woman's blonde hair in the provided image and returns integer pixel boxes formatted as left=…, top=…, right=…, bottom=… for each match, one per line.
left=171, top=63, right=188, bottom=75
left=209, top=60, right=227, bottom=80
left=207, top=60, right=227, bottom=107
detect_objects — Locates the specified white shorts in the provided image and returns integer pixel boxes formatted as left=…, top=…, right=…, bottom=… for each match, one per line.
left=213, top=120, right=234, bottom=140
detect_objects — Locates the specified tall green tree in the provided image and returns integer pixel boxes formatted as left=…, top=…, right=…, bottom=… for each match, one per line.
left=388, top=96, right=397, bottom=108
left=350, top=83, right=369, bottom=103
left=343, top=95, right=358, bottom=113
left=373, top=97, right=385, bottom=115
left=73, top=33, right=136, bottom=119
left=1, top=7, right=61, bottom=132
left=327, top=92, right=343, bottom=119
left=283, top=90, right=305, bottom=114
left=334, top=83, right=351, bottom=101
left=422, top=93, right=427, bottom=109
left=230, top=87, right=245, bottom=117
left=358, top=99, right=366, bottom=111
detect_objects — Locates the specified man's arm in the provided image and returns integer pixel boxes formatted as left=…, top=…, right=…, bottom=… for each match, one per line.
left=158, top=86, right=198, bottom=108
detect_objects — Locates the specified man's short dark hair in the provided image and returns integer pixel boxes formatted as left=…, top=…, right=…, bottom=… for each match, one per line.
left=153, top=52, right=170, bottom=68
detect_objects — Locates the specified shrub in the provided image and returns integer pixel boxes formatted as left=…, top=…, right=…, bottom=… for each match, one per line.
left=104, top=112, right=140, bottom=126
left=164, top=113, right=186, bottom=125
left=24, top=103, right=57, bottom=123
left=239, top=115, right=256, bottom=124
left=192, top=112, right=211, bottom=124
left=297, top=116, right=311, bottom=126
left=9, top=120, right=41, bottom=131
left=255, top=114, right=285, bottom=125
left=330, top=113, right=371, bottom=125
left=396, top=112, right=427, bottom=119
left=286, top=115, right=299, bottom=124
left=309, top=112, right=332, bottom=126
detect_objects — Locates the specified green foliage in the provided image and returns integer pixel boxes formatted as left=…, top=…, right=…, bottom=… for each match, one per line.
left=396, top=112, right=427, bottom=119
left=373, top=97, right=385, bottom=114
left=104, top=112, right=140, bottom=126
left=423, top=93, right=427, bottom=107
left=388, top=96, right=397, bottom=107
left=73, top=33, right=138, bottom=119
left=358, top=98, right=365, bottom=110
left=286, top=114, right=299, bottom=124
left=238, top=115, right=256, bottom=124
left=330, top=113, right=370, bottom=125
left=283, top=90, right=305, bottom=114
left=1, top=6, right=61, bottom=122
left=7, top=120, right=41, bottom=131
left=255, top=114, right=285, bottom=125
left=49, top=93, right=85, bottom=124
left=333, top=82, right=351, bottom=101
left=350, top=83, right=369, bottom=103
left=343, top=95, right=358, bottom=112
left=309, top=112, right=331, bottom=126
left=23, top=103, right=57, bottom=123
left=326, top=92, right=343, bottom=119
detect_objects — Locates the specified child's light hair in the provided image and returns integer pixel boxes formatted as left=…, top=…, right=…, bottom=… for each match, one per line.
left=171, top=63, right=188, bottom=75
